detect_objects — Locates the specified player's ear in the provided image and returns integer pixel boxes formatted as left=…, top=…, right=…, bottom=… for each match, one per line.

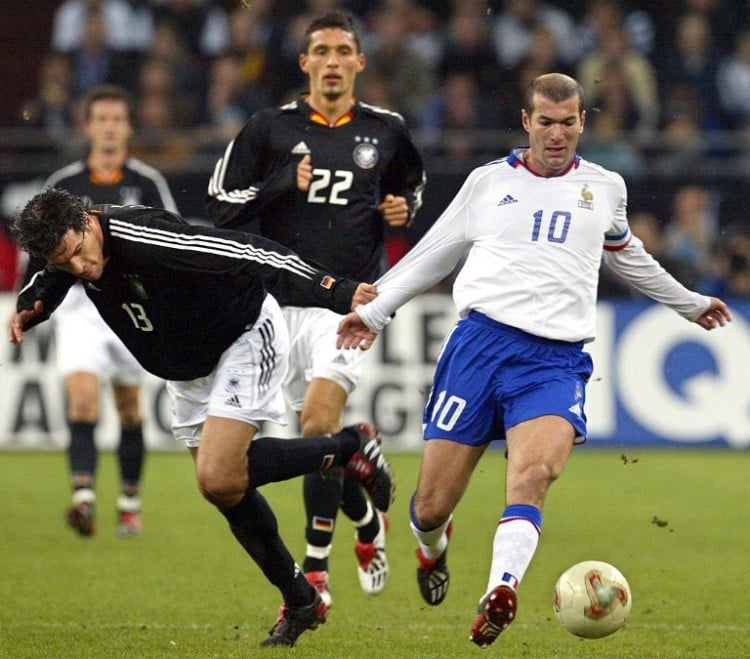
left=299, top=53, right=308, bottom=73
left=579, top=109, right=586, bottom=133
left=521, top=109, right=531, bottom=131
left=357, top=53, right=366, bottom=73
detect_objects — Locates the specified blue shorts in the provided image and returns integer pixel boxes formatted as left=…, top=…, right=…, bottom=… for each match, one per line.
left=422, top=312, right=593, bottom=446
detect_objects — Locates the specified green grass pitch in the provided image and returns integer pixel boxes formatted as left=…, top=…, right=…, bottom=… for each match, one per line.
left=1, top=448, right=749, bottom=657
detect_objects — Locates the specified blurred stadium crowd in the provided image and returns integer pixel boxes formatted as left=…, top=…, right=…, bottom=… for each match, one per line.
left=3, top=0, right=750, bottom=297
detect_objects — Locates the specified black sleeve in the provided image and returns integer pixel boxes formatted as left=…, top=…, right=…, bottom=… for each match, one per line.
left=205, top=112, right=300, bottom=230
left=381, top=120, right=426, bottom=223
left=110, top=210, right=358, bottom=314
left=16, top=266, right=78, bottom=330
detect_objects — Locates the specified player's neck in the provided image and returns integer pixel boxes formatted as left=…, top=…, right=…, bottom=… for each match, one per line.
left=87, top=147, right=127, bottom=174
left=306, top=92, right=354, bottom=126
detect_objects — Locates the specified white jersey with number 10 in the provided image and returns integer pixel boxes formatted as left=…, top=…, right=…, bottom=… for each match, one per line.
left=357, top=147, right=710, bottom=343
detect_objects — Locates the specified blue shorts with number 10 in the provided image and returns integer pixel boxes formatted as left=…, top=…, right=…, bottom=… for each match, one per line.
left=423, top=311, right=594, bottom=446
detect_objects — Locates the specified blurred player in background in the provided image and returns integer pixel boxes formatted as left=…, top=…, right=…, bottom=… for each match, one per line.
left=206, top=10, right=425, bottom=603
left=9, top=188, right=393, bottom=647
left=337, top=73, right=732, bottom=649
left=35, top=84, right=178, bottom=537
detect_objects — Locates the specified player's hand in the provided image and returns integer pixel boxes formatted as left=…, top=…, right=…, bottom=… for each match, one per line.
left=352, top=282, right=377, bottom=309
left=378, top=194, right=410, bottom=227
left=337, top=311, right=378, bottom=350
left=8, top=300, right=43, bottom=344
left=297, top=154, right=312, bottom=192
left=694, top=297, right=732, bottom=330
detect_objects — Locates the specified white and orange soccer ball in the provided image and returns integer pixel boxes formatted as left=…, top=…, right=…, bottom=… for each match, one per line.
left=553, top=560, right=632, bottom=639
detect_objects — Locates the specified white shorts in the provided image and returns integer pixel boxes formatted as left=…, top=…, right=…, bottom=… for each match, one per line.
left=282, top=306, right=367, bottom=411
left=53, top=283, right=143, bottom=386
left=167, top=294, right=290, bottom=447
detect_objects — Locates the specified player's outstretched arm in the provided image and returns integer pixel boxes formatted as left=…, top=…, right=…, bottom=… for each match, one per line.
left=337, top=311, right=378, bottom=350
left=692, top=297, right=732, bottom=330
left=8, top=300, right=43, bottom=344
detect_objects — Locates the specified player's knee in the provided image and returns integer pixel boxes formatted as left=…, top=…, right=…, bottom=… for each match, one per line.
left=67, top=399, right=98, bottom=423
left=412, top=493, right=452, bottom=529
left=196, top=464, right=247, bottom=507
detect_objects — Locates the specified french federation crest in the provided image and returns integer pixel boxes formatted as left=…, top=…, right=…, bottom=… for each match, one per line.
left=353, top=137, right=379, bottom=169
left=578, top=184, right=594, bottom=210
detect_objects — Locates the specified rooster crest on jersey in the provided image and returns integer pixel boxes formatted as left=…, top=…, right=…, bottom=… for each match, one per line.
left=578, top=184, right=594, bottom=210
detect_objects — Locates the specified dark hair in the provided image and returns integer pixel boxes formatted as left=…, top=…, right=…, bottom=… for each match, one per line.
left=11, top=188, right=88, bottom=259
left=84, top=83, right=132, bottom=121
left=303, top=10, right=361, bottom=53
left=524, top=73, right=585, bottom=115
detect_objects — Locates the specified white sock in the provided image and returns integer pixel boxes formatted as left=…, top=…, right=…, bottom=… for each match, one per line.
left=411, top=514, right=452, bottom=560
left=486, top=507, right=541, bottom=594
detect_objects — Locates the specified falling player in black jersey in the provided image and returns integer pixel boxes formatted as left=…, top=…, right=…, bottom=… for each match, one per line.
left=206, top=9, right=426, bottom=605
left=9, top=188, right=395, bottom=647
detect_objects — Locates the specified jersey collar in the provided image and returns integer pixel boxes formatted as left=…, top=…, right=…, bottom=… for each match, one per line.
left=507, top=147, right=581, bottom=176
left=299, top=93, right=355, bottom=127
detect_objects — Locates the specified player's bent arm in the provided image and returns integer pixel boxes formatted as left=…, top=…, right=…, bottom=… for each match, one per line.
left=8, top=301, right=44, bottom=344
left=603, top=237, right=717, bottom=322
left=15, top=267, right=76, bottom=332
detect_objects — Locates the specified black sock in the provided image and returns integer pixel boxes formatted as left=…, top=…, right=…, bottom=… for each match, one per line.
left=342, top=476, right=378, bottom=544
left=221, top=490, right=313, bottom=608
left=68, top=421, right=96, bottom=488
left=302, top=469, right=343, bottom=573
left=247, top=430, right=360, bottom=489
left=118, top=425, right=145, bottom=492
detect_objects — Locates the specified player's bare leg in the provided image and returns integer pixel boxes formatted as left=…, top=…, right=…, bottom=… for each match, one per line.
left=64, top=371, right=100, bottom=536
left=113, top=382, right=144, bottom=536
left=471, top=416, right=574, bottom=648
left=412, top=440, right=485, bottom=605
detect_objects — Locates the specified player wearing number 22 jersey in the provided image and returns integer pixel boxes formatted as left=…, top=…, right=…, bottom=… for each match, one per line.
left=206, top=95, right=425, bottom=292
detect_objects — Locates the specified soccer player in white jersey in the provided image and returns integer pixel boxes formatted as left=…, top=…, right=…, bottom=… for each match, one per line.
left=337, top=73, right=732, bottom=648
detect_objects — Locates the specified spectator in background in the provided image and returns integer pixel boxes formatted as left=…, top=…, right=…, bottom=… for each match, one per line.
left=576, top=0, right=655, bottom=58
left=585, top=64, right=642, bottom=132
left=224, top=1, right=285, bottom=105
left=18, top=52, right=75, bottom=145
left=147, top=19, right=206, bottom=118
left=52, top=0, right=153, bottom=53
left=492, top=0, right=580, bottom=70
left=355, top=6, right=435, bottom=125
left=135, top=56, right=198, bottom=127
left=150, top=0, right=228, bottom=60
left=704, top=232, right=750, bottom=297
left=69, top=7, right=132, bottom=96
left=717, top=27, right=750, bottom=129
left=201, top=54, right=253, bottom=141
left=436, top=4, right=500, bottom=98
left=418, top=70, right=502, bottom=162
left=577, top=25, right=660, bottom=133
left=579, top=108, right=646, bottom=179
left=498, top=24, right=573, bottom=118
left=663, top=184, right=719, bottom=284
left=655, top=11, right=725, bottom=130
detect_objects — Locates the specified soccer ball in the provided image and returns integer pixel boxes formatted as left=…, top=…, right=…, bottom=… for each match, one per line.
left=553, top=560, right=632, bottom=639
